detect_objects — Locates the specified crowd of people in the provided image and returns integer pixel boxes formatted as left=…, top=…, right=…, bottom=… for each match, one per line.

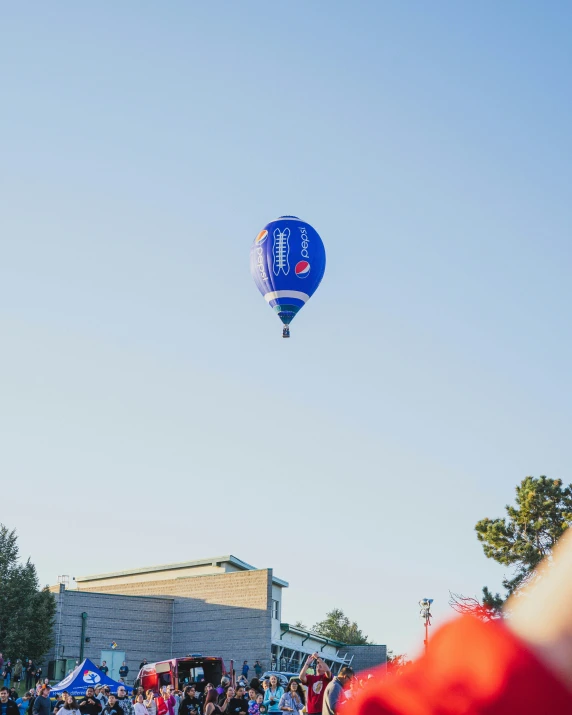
left=1, top=655, right=45, bottom=691
left=0, top=653, right=358, bottom=715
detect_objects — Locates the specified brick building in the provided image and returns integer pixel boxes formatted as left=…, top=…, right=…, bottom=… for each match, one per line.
left=49, top=555, right=386, bottom=681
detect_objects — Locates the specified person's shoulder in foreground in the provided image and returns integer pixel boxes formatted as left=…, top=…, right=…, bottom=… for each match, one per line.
left=343, top=616, right=572, bottom=715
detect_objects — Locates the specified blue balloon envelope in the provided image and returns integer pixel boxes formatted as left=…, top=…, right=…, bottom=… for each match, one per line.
left=250, top=216, right=326, bottom=337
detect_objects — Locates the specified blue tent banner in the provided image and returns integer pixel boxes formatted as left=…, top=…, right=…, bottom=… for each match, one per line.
left=50, top=659, right=133, bottom=696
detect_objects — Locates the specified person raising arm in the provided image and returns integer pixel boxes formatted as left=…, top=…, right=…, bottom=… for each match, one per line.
left=299, top=654, right=331, bottom=715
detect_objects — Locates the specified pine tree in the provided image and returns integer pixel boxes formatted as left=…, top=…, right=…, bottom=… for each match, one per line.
left=451, top=476, right=572, bottom=618
left=0, top=525, right=56, bottom=662
left=476, top=476, right=572, bottom=597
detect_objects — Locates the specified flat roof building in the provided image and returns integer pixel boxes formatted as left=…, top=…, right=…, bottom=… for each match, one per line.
left=49, top=555, right=386, bottom=681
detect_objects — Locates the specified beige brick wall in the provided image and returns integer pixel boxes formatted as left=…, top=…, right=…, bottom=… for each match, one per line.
left=77, top=569, right=274, bottom=671
left=78, top=569, right=270, bottom=610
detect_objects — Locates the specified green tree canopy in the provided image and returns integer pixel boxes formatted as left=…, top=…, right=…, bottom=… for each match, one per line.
left=476, top=475, right=572, bottom=597
left=312, top=608, right=371, bottom=645
left=0, top=525, right=56, bottom=663
left=451, top=476, right=572, bottom=619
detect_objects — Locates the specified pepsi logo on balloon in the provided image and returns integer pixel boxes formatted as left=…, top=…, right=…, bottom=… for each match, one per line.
left=255, top=229, right=268, bottom=244
left=295, top=261, right=311, bottom=278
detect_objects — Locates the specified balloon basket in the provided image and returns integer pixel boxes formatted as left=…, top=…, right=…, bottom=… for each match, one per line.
left=282, top=326, right=290, bottom=339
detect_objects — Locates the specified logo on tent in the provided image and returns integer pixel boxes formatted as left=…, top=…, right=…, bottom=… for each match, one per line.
left=83, top=671, right=101, bottom=685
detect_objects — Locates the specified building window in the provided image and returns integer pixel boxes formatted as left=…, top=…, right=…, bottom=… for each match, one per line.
left=272, top=599, right=280, bottom=620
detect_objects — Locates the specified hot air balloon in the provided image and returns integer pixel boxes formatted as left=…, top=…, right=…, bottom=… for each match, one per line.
left=250, top=216, right=326, bottom=338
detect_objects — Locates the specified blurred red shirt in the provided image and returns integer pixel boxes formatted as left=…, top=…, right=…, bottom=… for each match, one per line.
left=342, top=617, right=572, bottom=714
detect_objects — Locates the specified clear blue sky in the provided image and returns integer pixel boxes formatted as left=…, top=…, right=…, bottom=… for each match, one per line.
left=1, top=1, right=571, bottom=658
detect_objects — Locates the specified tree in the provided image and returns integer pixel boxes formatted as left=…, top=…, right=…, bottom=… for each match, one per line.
left=312, top=608, right=371, bottom=645
left=476, top=476, right=572, bottom=599
left=0, top=525, right=56, bottom=662
left=448, top=589, right=503, bottom=621
left=450, top=476, right=572, bottom=618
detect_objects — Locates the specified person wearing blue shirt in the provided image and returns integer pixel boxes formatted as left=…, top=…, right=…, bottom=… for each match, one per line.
left=15, top=694, right=31, bottom=715
left=262, top=678, right=283, bottom=714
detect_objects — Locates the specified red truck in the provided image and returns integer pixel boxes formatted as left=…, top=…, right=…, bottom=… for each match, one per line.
left=135, top=656, right=228, bottom=693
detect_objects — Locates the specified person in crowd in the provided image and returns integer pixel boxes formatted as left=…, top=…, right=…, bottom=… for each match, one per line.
left=255, top=696, right=265, bottom=715
left=262, top=677, right=282, bottom=715
left=54, top=691, right=70, bottom=714
left=138, top=661, right=148, bottom=671
left=60, top=695, right=81, bottom=715
left=15, top=691, right=31, bottom=715
left=321, top=667, right=354, bottom=715
left=3, top=660, right=12, bottom=688
left=26, top=689, right=35, bottom=715
left=179, top=687, right=201, bottom=715
left=116, top=687, right=134, bottom=715
left=31, top=686, right=51, bottom=715
left=33, top=670, right=41, bottom=687
left=241, top=664, right=249, bottom=681
left=102, top=694, right=123, bottom=715
left=79, top=688, right=102, bottom=715
left=278, top=681, right=304, bottom=715
left=202, top=691, right=224, bottom=715
left=12, top=662, right=22, bottom=690
left=99, top=663, right=109, bottom=676
left=155, top=690, right=167, bottom=715
left=215, top=687, right=228, bottom=710
left=8, top=691, right=17, bottom=704
left=143, top=691, right=156, bottom=715
left=0, top=687, right=19, bottom=715
left=299, top=654, right=331, bottom=715
left=118, top=664, right=129, bottom=682
left=225, top=688, right=247, bottom=715
left=218, top=689, right=233, bottom=713
left=253, top=664, right=262, bottom=681
left=157, top=687, right=175, bottom=715
left=133, top=694, right=147, bottom=715
left=248, top=680, right=261, bottom=697
left=202, top=685, right=213, bottom=707
left=214, top=680, right=228, bottom=704
left=94, top=687, right=107, bottom=711
left=0, top=656, right=3, bottom=670
left=24, top=663, right=34, bottom=692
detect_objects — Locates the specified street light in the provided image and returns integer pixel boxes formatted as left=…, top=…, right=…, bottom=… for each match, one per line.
left=419, top=598, right=433, bottom=653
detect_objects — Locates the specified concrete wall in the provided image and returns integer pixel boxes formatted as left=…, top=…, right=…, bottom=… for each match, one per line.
left=344, top=645, right=387, bottom=675
left=77, top=569, right=274, bottom=673
left=49, top=589, right=174, bottom=679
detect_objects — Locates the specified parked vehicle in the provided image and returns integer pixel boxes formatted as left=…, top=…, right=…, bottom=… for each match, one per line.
left=135, top=657, right=226, bottom=693
left=260, top=672, right=301, bottom=688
